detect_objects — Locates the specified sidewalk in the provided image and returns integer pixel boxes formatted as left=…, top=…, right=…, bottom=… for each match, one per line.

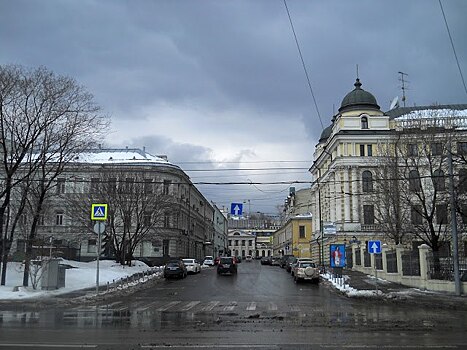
left=324, top=268, right=467, bottom=310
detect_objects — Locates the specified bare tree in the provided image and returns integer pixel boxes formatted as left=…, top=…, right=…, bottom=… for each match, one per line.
left=67, top=170, right=177, bottom=266
left=0, top=65, right=108, bottom=285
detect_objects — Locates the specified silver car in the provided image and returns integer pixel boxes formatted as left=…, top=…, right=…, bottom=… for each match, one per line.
left=182, top=258, right=201, bottom=274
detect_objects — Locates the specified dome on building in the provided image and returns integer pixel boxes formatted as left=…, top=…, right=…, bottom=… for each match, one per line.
left=319, top=124, right=332, bottom=142
left=338, top=78, right=380, bottom=113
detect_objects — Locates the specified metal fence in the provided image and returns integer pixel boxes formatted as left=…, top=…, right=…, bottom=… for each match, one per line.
left=427, top=253, right=467, bottom=281
left=355, top=249, right=361, bottom=266
left=375, top=253, right=383, bottom=270
left=402, top=250, right=420, bottom=276
left=386, top=250, right=398, bottom=273
left=363, top=249, right=371, bottom=267
left=345, top=246, right=353, bottom=268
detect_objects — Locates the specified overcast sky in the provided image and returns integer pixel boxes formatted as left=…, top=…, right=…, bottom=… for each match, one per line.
left=1, top=0, right=466, bottom=215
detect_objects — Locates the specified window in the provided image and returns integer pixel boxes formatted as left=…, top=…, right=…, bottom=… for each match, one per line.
left=436, top=204, right=448, bottom=225
left=433, top=169, right=445, bottom=192
left=460, top=205, right=467, bottom=225
left=409, top=170, right=422, bottom=192
left=235, top=240, right=238, bottom=246
left=143, top=212, right=151, bottom=226
left=299, top=225, right=305, bottom=238
left=125, top=177, right=134, bottom=192
left=38, top=214, right=45, bottom=226
left=459, top=169, right=467, bottom=193
left=411, top=206, right=423, bottom=225
left=431, top=142, right=443, bottom=156
left=87, top=239, right=97, bottom=253
left=228, top=240, right=232, bottom=246
left=457, top=142, right=467, bottom=155
left=363, top=205, right=375, bottom=225
left=362, top=170, right=373, bottom=192
left=55, top=211, right=64, bottom=225
left=163, top=180, right=171, bottom=195
left=164, top=213, right=170, bottom=228
left=359, top=144, right=365, bottom=156
left=56, top=178, right=65, bottom=194
left=361, top=116, right=368, bottom=129
left=241, top=240, right=245, bottom=246
left=144, top=179, right=153, bottom=194
left=367, top=145, right=373, bottom=156
left=407, top=144, right=418, bottom=157
left=90, top=178, right=100, bottom=192
left=108, top=178, right=116, bottom=193
left=248, top=240, right=253, bottom=246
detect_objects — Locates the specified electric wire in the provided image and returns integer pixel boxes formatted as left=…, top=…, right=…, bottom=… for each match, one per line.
left=283, top=0, right=324, bottom=129
left=438, top=0, right=467, bottom=96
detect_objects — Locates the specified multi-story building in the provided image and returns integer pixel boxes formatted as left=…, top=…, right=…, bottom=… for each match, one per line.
left=228, top=231, right=255, bottom=258
left=273, top=213, right=312, bottom=258
left=14, top=147, right=215, bottom=265
left=308, top=78, right=467, bottom=265
left=212, top=204, right=228, bottom=257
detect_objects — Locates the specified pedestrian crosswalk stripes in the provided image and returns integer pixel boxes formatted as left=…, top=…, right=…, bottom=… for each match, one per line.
left=69, top=301, right=310, bottom=314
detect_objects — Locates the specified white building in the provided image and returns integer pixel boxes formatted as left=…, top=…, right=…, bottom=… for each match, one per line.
left=228, top=231, right=256, bottom=258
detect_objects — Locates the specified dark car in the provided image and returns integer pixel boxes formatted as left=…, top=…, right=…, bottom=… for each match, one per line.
left=217, top=257, right=237, bottom=275
left=260, top=256, right=272, bottom=265
left=286, top=257, right=298, bottom=272
left=280, top=255, right=295, bottom=268
left=236, top=256, right=242, bottom=263
left=164, top=260, right=187, bottom=279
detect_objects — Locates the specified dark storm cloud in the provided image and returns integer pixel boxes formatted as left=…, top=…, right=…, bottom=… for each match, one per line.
left=1, top=0, right=466, bottom=212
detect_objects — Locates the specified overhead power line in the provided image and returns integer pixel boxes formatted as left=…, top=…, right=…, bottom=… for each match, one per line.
left=283, top=0, right=324, bottom=129
left=438, top=0, right=467, bottom=96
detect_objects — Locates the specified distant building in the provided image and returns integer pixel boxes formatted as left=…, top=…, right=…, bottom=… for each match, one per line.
left=228, top=231, right=255, bottom=258
left=273, top=213, right=312, bottom=258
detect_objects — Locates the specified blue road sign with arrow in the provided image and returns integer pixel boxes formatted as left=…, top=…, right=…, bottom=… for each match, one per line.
left=368, top=240, right=382, bottom=254
left=230, top=203, right=243, bottom=216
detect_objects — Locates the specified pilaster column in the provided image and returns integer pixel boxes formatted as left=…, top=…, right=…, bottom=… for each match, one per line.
left=344, top=168, right=351, bottom=222
left=330, top=173, right=336, bottom=223
left=351, top=167, right=359, bottom=222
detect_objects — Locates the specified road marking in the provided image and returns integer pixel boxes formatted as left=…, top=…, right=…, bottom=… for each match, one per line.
left=289, top=305, right=300, bottom=312
left=0, top=344, right=97, bottom=348
left=201, top=301, right=219, bottom=311
left=142, top=346, right=274, bottom=349
left=135, top=300, right=160, bottom=312
left=179, top=301, right=200, bottom=311
left=246, top=302, right=257, bottom=311
left=267, top=302, right=278, bottom=311
left=223, top=301, right=237, bottom=311
left=157, top=301, right=181, bottom=311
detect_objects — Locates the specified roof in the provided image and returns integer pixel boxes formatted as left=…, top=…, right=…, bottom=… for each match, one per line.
left=339, top=78, right=380, bottom=113
left=71, top=148, right=177, bottom=167
left=385, top=104, right=467, bottom=119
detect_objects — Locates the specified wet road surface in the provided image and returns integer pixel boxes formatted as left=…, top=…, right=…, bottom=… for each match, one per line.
left=0, top=260, right=466, bottom=349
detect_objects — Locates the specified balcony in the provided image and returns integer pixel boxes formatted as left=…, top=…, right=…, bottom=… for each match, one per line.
left=361, top=224, right=381, bottom=232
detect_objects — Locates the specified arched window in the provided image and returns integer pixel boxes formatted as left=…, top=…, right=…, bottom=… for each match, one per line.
left=409, top=170, right=422, bottom=192
left=433, top=169, right=445, bottom=191
left=361, top=116, right=369, bottom=129
left=362, top=171, right=373, bottom=192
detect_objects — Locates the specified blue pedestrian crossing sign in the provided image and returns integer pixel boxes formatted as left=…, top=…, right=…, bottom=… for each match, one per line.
left=368, top=240, right=382, bottom=254
left=91, top=204, right=108, bottom=221
left=230, top=203, right=243, bottom=216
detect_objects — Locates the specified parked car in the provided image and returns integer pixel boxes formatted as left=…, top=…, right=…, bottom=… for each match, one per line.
left=280, top=255, right=295, bottom=268
left=291, top=258, right=314, bottom=276
left=164, top=260, right=187, bottom=279
left=293, top=261, right=320, bottom=283
left=260, top=256, right=272, bottom=265
left=286, top=257, right=298, bottom=272
left=182, top=258, right=201, bottom=274
left=245, top=255, right=253, bottom=262
left=214, top=256, right=220, bottom=265
left=217, top=256, right=237, bottom=275
left=203, top=256, right=215, bottom=266
left=271, top=256, right=281, bottom=266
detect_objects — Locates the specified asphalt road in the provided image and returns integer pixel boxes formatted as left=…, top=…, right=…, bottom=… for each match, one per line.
left=0, top=260, right=466, bottom=349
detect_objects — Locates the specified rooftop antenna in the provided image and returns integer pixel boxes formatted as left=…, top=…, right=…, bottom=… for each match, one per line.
left=398, top=71, right=408, bottom=107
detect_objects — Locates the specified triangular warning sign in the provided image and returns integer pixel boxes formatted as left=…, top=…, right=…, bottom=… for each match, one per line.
left=94, top=207, right=105, bottom=217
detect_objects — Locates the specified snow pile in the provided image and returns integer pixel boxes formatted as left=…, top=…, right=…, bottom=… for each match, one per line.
left=0, top=259, right=162, bottom=300
left=321, top=272, right=383, bottom=298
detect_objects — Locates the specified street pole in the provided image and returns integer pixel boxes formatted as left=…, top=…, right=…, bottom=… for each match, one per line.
left=448, top=139, right=461, bottom=296
left=96, top=221, right=101, bottom=294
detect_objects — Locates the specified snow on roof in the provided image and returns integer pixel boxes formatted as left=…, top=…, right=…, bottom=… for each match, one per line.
left=293, top=212, right=312, bottom=219
left=394, top=108, right=467, bottom=121
left=71, top=148, right=175, bottom=166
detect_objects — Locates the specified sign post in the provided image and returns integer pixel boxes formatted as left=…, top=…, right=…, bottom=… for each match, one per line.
left=91, top=204, right=108, bottom=294
left=367, top=240, right=382, bottom=294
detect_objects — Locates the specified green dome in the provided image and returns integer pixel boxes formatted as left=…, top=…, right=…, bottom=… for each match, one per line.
left=339, top=79, right=380, bottom=112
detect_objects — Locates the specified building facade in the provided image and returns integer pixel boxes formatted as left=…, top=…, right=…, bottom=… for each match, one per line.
left=14, top=148, right=215, bottom=265
left=228, top=231, right=256, bottom=258
left=273, top=214, right=312, bottom=258
left=308, top=78, right=467, bottom=266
